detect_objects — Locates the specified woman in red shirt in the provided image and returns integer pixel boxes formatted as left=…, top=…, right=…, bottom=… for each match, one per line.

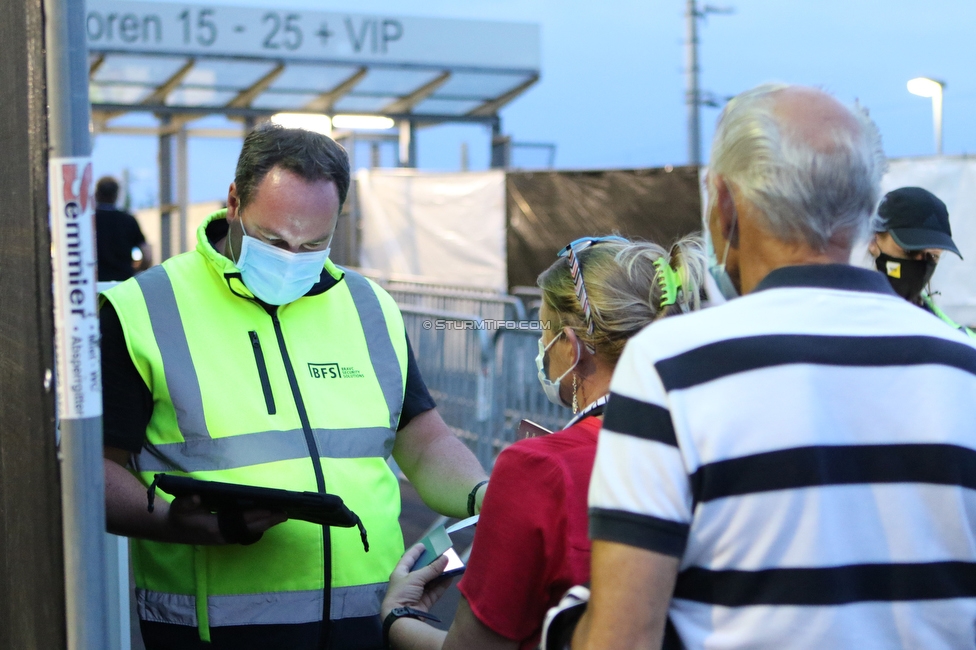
left=381, top=235, right=707, bottom=650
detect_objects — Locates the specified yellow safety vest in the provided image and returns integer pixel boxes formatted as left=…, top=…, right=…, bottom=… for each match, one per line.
left=104, top=210, right=407, bottom=641
left=922, top=293, right=976, bottom=340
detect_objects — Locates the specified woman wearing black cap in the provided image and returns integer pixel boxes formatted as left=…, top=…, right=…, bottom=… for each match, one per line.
left=868, top=186, right=975, bottom=338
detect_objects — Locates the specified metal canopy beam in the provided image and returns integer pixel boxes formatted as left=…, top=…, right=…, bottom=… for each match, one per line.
left=383, top=71, right=451, bottom=114
left=91, top=102, right=500, bottom=125
left=226, top=62, right=285, bottom=109
left=142, top=57, right=196, bottom=106
left=162, top=59, right=284, bottom=132
left=467, top=74, right=539, bottom=117
left=304, top=67, right=367, bottom=113
left=85, top=3, right=540, bottom=136
left=89, top=53, right=105, bottom=78
left=94, top=125, right=246, bottom=138
left=95, top=57, right=196, bottom=126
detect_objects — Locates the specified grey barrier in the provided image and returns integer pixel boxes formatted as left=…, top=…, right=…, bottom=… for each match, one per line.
left=354, top=267, right=502, bottom=296
left=398, top=305, right=497, bottom=469
left=490, top=326, right=568, bottom=438
left=397, top=304, right=571, bottom=470
left=385, top=278, right=502, bottom=297
left=511, top=285, right=543, bottom=321
left=353, top=267, right=529, bottom=319
left=387, top=286, right=527, bottom=322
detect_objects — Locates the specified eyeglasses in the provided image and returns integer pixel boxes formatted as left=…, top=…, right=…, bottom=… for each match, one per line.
left=556, top=236, right=628, bottom=335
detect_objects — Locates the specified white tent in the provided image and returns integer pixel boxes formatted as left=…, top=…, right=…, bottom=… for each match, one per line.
left=357, top=169, right=507, bottom=291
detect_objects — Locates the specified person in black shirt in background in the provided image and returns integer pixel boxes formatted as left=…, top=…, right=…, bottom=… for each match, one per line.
left=95, top=175, right=152, bottom=281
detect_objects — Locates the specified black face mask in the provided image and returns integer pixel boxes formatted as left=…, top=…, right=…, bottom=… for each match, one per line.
left=875, top=252, right=937, bottom=301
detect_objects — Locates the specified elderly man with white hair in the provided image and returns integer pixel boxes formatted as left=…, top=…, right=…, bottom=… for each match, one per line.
left=572, top=84, right=976, bottom=649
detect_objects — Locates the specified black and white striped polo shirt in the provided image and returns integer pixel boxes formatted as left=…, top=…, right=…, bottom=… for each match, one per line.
left=589, top=264, right=976, bottom=649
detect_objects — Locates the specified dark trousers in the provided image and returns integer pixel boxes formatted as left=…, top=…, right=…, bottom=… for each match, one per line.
left=141, top=616, right=383, bottom=650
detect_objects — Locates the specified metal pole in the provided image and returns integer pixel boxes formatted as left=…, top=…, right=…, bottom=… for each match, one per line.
left=177, top=123, right=189, bottom=254
left=398, top=120, right=410, bottom=166
left=158, top=115, right=173, bottom=260
left=490, top=119, right=510, bottom=169
left=43, top=0, right=112, bottom=648
left=398, top=119, right=417, bottom=167
left=932, top=89, right=943, bottom=156
left=408, top=121, right=417, bottom=167
left=685, top=0, right=701, bottom=166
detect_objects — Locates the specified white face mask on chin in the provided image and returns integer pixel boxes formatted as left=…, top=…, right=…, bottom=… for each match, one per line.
left=234, top=219, right=331, bottom=305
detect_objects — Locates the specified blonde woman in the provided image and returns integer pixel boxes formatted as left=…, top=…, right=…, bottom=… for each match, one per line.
left=380, top=235, right=707, bottom=650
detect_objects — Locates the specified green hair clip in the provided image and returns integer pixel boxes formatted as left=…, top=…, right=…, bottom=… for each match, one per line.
left=653, top=257, right=683, bottom=308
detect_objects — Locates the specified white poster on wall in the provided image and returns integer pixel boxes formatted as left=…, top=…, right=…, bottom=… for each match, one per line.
left=357, top=169, right=507, bottom=291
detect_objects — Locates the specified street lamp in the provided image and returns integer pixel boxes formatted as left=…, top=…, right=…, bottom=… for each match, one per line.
left=907, top=77, right=946, bottom=155
left=270, top=112, right=332, bottom=135
left=331, top=115, right=395, bottom=130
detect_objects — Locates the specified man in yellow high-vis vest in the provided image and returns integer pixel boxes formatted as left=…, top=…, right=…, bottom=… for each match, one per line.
left=101, top=125, right=489, bottom=650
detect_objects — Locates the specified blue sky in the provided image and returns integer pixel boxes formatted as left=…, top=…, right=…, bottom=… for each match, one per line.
left=92, top=0, right=976, bottom=206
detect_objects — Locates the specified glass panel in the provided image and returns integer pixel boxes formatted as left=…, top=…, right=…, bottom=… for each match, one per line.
left=331, top=95, right=398, bottom=113
left=412, top=98, right=484, bottom=116
left=166, top=87, right=238, bottom=106
left=353, top=69, right=443, bottom=96
left=89, top=83, right=152, bottom=104
left=99, top=111, right=163, bottom=127
left=250, top=91, right=322, bottom=110
left=183, top=114, right=242, bottom=129
left=92, top=54, right=190, bottom=85
left=269, top=64, right=363, bottom=92
left=435, top=72, right=534, bottom=100
left=182, top=60, right=278, bottom=91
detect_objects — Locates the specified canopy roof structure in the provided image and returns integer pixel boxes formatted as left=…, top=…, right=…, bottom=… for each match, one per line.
left=85, top=1, right=541, bottom=260
left=87, top=2, right=540, bottom=132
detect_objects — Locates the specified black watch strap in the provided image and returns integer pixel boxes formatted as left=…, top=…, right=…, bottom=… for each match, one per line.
left=382, top=606, right=441, bottom=649
left=467, top=480, right=489, bottom=517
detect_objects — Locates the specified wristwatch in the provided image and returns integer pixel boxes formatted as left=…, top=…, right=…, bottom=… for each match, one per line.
left=382, top=606, right=441, bottom=649
left=467, top=480, right=489, bottom=517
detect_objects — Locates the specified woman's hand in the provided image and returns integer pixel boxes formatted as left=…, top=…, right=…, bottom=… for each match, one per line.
left=382, top=543, right=453, bottom=619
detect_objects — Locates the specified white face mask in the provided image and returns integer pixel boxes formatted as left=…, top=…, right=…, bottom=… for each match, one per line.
left=234, top=219, right=331, bottom=305
left=535, top=332, right=580, bottom=408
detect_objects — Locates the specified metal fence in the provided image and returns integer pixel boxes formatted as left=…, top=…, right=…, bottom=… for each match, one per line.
left=398, top=302, right=569, bottom=470
left=399, top=305, right=497, bottom=467
left=387, top=287, right=527, bottom=322
left=354, top=267, right=503, bottom=296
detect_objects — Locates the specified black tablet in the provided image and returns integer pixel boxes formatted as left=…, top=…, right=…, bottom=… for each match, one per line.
left=149, top=473, right=364, bottom=531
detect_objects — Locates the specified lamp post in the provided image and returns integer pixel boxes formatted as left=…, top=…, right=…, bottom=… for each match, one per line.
left=685, top=0, right=734, bottom=166
left=907, top=76, right=946, bottom=155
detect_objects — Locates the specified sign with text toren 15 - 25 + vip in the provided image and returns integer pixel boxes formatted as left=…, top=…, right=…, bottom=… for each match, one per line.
left=85, top=1, right=540, bottom=71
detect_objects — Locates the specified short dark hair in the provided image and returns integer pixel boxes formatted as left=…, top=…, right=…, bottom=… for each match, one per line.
left=95, top=176, right=120, bottom=204
left=234, top=124, right=351, bottom=211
